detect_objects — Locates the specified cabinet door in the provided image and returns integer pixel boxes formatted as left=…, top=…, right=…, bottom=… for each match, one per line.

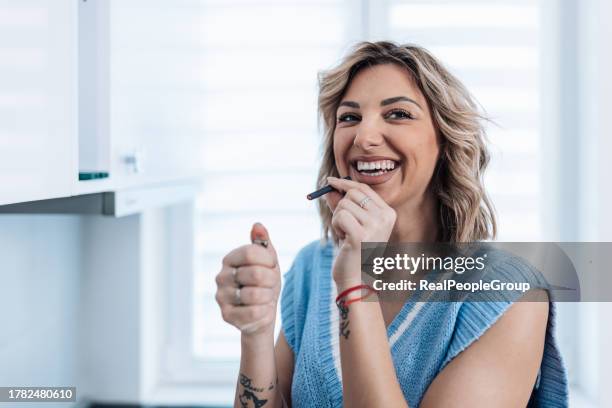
left=109, top=0, right=205, bottom=189
left=0, top=0, right=77, bottom=205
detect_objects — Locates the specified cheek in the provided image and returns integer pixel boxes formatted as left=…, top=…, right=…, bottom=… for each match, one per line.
left=401, top=133, right=439, bottom=185
left=411, top=130, right=439, bottom=164
left=333, top=131, right=353, bottom=171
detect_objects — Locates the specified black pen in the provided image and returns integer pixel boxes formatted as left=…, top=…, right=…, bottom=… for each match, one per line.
left=306, top=176, right=351, bottom=200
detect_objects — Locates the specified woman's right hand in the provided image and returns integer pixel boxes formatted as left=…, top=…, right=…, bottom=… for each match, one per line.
left=215, top=222, right=281, bottom=337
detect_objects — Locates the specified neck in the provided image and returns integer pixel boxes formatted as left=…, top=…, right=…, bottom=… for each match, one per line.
left=389, top=191, right=439, bottom=243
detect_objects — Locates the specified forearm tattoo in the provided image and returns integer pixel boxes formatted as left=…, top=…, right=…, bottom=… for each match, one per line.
left=337, top=299, right=350, bottom=339
left=238, top=373, right=277, bottom=408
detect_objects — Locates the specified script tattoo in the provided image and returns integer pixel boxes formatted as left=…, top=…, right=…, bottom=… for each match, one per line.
left=238, top=373, right=277, bottom=408
left=337, top=299, right=350, bottom=339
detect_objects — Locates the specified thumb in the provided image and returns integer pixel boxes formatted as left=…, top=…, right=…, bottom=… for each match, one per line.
left=250, top=222, right=277, bottom=255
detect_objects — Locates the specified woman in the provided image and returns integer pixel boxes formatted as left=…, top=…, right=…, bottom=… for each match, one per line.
left=215, top=41, right=568, bottom=407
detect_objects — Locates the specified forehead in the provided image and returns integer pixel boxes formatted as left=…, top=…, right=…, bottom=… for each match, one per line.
left=342, top=63, right=422, bottom=103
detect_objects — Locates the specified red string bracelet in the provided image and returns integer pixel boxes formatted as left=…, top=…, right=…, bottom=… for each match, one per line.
left=335, top=284, right=378, bottom=306
left=344, top=289, right=376, bottom=305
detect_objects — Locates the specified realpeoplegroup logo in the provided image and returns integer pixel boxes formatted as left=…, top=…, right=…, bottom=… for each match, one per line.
left=370, top=277, right=532, bottom=294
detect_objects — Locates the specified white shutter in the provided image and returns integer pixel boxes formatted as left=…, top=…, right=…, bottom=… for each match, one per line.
left=192, top=0, right=546, bottom=368
left=384, top=0, right=544, bottom=240
left=193, top=0, right=356, bottom=362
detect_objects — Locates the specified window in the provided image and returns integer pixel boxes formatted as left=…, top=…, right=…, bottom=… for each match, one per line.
left=381, top=0, right=544, bottom=241
left=165, top=0, right=583, bottom=399
left=164, top=0, right=358, bottom=385
left=192, top=0, right=357, bottom=367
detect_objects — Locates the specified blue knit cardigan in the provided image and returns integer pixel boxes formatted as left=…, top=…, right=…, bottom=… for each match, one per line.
left=280, top=240, right=569, bottom=407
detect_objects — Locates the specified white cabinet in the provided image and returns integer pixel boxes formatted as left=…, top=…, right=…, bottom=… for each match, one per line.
left=0, top=0, right=78, bottom=206
left=105, top=0, right=205, bottom=191
left=1, top=0, right=205, bottom=206
left=77, top=0, right=206, bottom=195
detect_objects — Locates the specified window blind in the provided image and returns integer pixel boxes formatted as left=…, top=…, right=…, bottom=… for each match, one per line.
left=384, top=0, right=544, bottom=241
left=193, top=0, right=546, bottom=365
left=193, top=0, right=355, bottom=362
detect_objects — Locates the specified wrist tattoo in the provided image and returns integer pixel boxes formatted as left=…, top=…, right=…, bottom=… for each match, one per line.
left=239, top=373, right=276, bottom=407
left=337, top=298, right=350, bottom=339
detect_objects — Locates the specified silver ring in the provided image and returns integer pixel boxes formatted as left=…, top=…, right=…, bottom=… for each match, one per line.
left=234, top=287, right=243, bottom=306
left=359, top=196, right=372, bottom=209
left=253, top=238, right=269, bottom=248
left=232, top=267, right=244, bottom=288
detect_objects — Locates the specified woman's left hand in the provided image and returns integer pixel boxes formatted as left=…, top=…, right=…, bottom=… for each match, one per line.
left=324, top=177, right=397, bottom=288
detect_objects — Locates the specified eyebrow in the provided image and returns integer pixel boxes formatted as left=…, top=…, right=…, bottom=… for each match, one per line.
left=338, top=96, right=423, bottom=110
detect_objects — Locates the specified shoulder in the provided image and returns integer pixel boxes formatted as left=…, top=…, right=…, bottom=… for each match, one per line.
left=462, top=244, right=548, bottom=299
left=470, top=243, right=537, bottom=275
left=423, top=292, right=549, bottom=407
left=440, top=244, right=551, bottom=365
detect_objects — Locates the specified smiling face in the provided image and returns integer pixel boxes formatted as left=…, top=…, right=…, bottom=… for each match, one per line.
left=333, top=63, right=440, bottom=211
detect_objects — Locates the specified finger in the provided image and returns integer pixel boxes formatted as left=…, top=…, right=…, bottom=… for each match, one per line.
left=222, top=243, right=276, bottom=268
left=215, top=264, right=252, bottom=288
left=332, top=209, right=365, bottom=243
left=344, top=188, right=381, bottom=211
left=232, top=265, right=278, bottom=288
left=251, top=222, right=274, bottom=251
left=251, top=222, right=280, bottom=262
left=323, top=190, right=343, bottom=213
left=215, top=266, right=235, bottom=287
left=326, top=176, right=386, bottom=208
left=335, top=196, right=369, bottom=224
left=216, top=285, right=276, bottom=306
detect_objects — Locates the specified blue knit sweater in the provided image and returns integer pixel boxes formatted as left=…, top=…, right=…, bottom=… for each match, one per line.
left=280, top=240, right=569, bottom=407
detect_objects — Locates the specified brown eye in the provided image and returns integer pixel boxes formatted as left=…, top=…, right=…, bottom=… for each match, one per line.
left=337, top=113, right=361, bottom=123
left=385, top=109, right=414, bottom=120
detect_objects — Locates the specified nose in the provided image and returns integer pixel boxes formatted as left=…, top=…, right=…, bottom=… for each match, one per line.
left=352, top=118, right=384, bottom=150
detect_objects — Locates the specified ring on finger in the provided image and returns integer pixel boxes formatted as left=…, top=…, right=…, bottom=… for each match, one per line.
left=232, top=267, right=239, bottom=284
left=232, top=267, right=244, bottom=288
left=359, top=196, right=372, bottom=209
left=234, top=287, right=243, bottom=306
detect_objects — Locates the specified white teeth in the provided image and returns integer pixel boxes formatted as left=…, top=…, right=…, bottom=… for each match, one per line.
left=356, top=160, right=398, bottom=171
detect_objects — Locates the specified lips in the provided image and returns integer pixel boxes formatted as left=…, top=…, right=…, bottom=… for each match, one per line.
left=348, top=156, right=402, bottom=185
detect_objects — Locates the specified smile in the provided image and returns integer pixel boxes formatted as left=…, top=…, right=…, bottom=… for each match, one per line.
left=349, top=157, right=402, bottom=184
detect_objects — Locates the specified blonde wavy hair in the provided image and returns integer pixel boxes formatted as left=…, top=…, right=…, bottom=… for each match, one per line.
left=317, top=41, right=497, bottom=243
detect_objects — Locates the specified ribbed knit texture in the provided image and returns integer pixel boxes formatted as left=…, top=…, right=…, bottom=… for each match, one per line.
left=280, top=240, right=569, bottom=407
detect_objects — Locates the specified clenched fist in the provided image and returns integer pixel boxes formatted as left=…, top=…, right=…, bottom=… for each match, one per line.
left=215, top=223, right=281, bottom=336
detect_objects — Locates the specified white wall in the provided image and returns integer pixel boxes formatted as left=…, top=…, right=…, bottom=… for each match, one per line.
left=0, top=215, right=82, bottom=408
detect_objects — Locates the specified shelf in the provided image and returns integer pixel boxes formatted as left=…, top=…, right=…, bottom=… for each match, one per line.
left=0, top=183, right=199, bottom=217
